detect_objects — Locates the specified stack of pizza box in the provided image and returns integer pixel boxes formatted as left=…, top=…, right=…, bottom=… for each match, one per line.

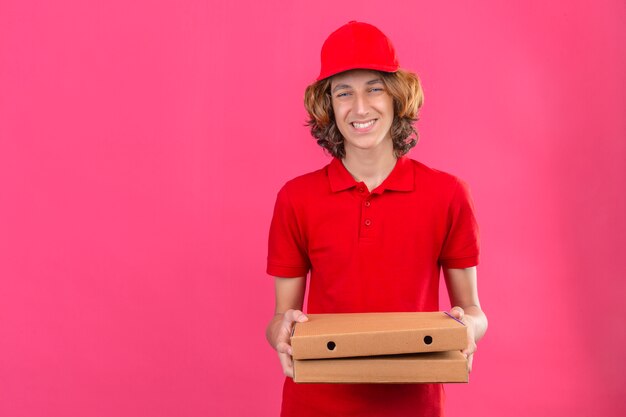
left=290, top=311, right=469, bottom=383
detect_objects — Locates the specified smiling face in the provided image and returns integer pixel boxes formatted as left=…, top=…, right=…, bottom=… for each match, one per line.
left=330, top=69, right=395, bottom=156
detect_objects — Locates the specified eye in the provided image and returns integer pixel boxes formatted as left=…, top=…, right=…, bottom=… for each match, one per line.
left=369, top=87, right=384, bottom=93
left=336, top=92, right=351, bottom=98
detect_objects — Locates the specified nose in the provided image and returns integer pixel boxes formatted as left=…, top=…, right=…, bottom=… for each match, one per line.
left=353, top=92, right=369, bottom=116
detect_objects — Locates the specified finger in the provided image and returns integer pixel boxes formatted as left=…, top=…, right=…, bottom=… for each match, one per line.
left=462, top=342, right=477, bottom=356
left=293, top=310, right=309, bottom=323
left=284, top=309, right=308, bottom=323
left=278, top=351, right=294, bottom=378
left=282, top=309, right=295, bottom=323
left=278, top=320, right=295, bottom=339
left=449, top=306, right=465, bottom=319
left=276, top=341, right=293, bottom=356
left=460, top=350, right=473, bottom=372
left=279, top=312, right=296, bottom=338
left=279, top=312, right=304, bottom=342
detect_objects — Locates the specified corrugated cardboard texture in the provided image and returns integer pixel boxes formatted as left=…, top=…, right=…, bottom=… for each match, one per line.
left=291, top=312, right=467, bottom=360
left=293, top=350, right=468, bottom=383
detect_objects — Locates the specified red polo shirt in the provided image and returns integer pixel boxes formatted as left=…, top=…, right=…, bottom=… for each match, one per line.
left=267, top=155, right=480, bottom=417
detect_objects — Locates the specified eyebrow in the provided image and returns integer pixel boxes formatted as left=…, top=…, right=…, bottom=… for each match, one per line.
left=331, top=78, right=383, bottom=93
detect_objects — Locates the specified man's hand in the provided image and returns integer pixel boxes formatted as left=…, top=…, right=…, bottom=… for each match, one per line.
left=443, top=267, right=488, bottom=374
left=270, top=309, right=308, bottom=378
left=447, top=306, right=477, bottom=372
left=266, top=276, right=307, bottom=378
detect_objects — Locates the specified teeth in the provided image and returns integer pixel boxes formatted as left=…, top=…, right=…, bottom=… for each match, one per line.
left=352, top=120, right=375, bottom=129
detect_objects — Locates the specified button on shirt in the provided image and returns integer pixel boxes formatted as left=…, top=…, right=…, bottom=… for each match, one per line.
left=267, top=155, right=480, bottom=417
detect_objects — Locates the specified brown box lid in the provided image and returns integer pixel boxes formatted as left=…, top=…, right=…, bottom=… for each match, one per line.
left=293, top=350, right=468, bottom=384
left=291, top=312, right=467, bottom=360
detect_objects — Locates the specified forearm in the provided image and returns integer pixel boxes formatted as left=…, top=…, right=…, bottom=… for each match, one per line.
left=267, top=276, right=306, bottom=350
left=443, top=266, right=487, bottom=344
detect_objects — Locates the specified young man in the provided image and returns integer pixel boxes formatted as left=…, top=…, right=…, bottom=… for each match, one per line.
left=265, top=21, right=488, bottom=417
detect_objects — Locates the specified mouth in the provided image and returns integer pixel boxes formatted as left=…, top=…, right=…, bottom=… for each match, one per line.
left=350, top=119, right=377, bottom=132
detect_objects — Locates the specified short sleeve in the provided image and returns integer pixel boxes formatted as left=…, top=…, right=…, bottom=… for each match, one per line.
left=266, top=185, right=311, bottom=278
left=439, top=178, right=480, bottom=269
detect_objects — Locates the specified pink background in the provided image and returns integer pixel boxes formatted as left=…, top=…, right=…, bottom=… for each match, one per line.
left=1, top=1, right=625, bottom=416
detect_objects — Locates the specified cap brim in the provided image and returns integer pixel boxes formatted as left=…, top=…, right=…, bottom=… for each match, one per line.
left=317, top=63, right=399, bottom=81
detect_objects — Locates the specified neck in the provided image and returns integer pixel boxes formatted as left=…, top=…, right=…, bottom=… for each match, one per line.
left=341, top=139, right=398, bottom=190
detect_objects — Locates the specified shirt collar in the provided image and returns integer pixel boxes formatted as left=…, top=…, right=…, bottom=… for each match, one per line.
left=328, top=155, right=414, bottom=193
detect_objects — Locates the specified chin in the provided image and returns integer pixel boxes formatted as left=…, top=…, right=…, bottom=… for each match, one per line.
left=345, top=137, right=387, bottom=151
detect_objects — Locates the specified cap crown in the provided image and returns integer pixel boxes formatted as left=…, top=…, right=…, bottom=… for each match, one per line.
left=317, top=21, right=399, bottom=81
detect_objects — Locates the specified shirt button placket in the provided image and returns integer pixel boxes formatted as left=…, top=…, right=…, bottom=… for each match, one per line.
left=364, top=199, right=372, bottom=228
left=358, top=184, right=374, bottom=238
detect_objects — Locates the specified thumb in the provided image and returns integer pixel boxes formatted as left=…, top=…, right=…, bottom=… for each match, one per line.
left=449, top=306, right=465, bottom=320
left=293, top=311, right=309, bottom=323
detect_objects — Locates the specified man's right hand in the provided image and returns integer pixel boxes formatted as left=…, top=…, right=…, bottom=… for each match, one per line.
left=270, top=309, right=308, bottom=378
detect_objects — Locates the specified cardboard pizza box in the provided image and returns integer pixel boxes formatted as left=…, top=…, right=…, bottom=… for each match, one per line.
left=293, top=350, right=468, bottom=384
left=291, top=312, right=467, bottom=360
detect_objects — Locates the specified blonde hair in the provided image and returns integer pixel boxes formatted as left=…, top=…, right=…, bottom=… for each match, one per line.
left=304, top=69, right=424, bottom=158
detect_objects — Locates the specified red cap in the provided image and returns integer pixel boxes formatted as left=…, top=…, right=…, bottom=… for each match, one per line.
left=317, top=21, right=400, bottom=81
